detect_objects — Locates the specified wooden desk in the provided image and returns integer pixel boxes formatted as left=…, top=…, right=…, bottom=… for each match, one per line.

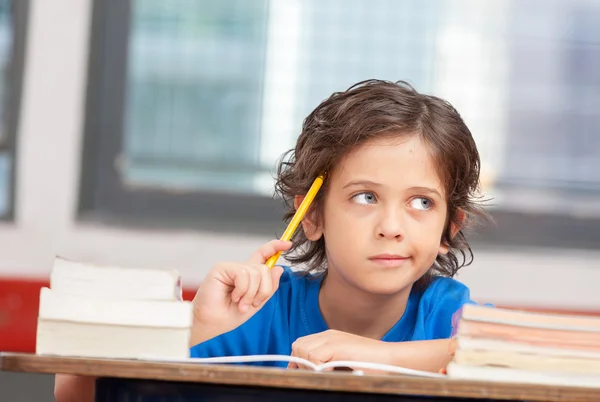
left=1, top=352, right=599, bottom=402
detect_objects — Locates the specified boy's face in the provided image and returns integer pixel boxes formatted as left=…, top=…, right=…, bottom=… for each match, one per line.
left=304, top=135, right=450, bottom=295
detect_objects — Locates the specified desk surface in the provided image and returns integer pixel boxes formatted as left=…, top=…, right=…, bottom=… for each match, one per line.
left=2, top=352, right=599, bottom=402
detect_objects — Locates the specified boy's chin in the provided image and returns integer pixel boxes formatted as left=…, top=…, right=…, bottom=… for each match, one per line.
left=353, top=272, right=421, bottom=296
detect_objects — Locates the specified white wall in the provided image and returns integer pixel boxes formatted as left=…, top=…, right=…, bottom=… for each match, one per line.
left=1, top=0, right=599, bottom=312
left=0, top=0, right=277, bottom=277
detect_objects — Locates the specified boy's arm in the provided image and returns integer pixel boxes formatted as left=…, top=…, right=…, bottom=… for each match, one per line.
left=388, top=338, right=455, bottom=372
left=54, top=374, right=95, bottom=402
left=289, top=330, right=455, bottom=373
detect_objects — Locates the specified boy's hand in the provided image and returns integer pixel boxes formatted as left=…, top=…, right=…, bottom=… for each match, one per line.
left=288, top=330, right=455, bottom=374
left=288, top=330, right=389, bottom=370
left=191, top=239, right=292, bottom=345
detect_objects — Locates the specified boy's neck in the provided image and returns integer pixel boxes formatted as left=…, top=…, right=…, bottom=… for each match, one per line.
left=317, top=270, right=412, bottom=340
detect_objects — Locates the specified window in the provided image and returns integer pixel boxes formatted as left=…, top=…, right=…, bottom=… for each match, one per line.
left=81, top=0, right=283, bottom=233
left=0, top=0, right=27, bottom=220
left=82, top=0, right=600, bottom=248
left=501, top=0, right=600, bottom=191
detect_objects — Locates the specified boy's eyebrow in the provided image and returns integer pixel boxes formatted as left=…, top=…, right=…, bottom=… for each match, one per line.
left=343, top=181, right=442, bottom=198
left=342, top=180, right=382, bottom=189
left=408, top=186, right=443, bottom=198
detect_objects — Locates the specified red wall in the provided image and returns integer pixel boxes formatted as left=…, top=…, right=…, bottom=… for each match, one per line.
left=1, top=278, right=48, bottom=352
left=1, top=277, right=599, bottom=353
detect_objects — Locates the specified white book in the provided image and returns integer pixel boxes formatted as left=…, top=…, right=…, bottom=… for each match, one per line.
left=457, top=304, right=600, bottom=333
left=446, top=362, right=600, bottom=389
left=453, top=348, right=600, bottom=376
left=456, top=336, right=600, bottom=360
left=38, top=287, right=193, bottom=328
left=50, top=257, right=182, bottom=301
left=36, top=321, right=192, bottom=359
left=36, top=288, right=193, bottom=359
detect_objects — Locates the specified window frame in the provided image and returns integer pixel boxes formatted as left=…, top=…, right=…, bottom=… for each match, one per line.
left=0, top=0, right=29, bottom=221
left=79, top=0, right=287, bottom=236
left=79, top=0, right=600, bottom=249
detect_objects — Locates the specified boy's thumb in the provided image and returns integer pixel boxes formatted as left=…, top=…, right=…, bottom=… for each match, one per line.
left=270, top=265, right=285, bottom=290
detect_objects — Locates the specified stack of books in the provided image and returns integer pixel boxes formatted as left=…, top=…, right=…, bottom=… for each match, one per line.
left=447, top=304, right=600, bottom=388
left=36, top=257, right=193, bottom=360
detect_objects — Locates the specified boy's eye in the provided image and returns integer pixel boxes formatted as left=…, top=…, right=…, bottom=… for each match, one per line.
left=352, top=192, right=377, bottom=204
left=410, top=197, right=432, bottom=211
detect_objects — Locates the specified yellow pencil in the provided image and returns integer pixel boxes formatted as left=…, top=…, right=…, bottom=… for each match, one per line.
left=265, top=174, right=325, bottom=269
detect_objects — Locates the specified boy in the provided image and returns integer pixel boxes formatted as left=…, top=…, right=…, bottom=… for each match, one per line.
left=55, top=80, right=487, bottom=401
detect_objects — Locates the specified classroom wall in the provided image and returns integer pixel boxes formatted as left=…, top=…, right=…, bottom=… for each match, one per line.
left=1, top=0, right=600, bottom=339
left=4, top=0, right=599, bottom=302
left=1, top=0, right=600, bottom=344
left=0, top=1, right=598, bottom=400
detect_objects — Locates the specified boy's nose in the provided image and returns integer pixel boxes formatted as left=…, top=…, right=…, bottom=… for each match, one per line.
left=376, top=209, right=404, bottom=240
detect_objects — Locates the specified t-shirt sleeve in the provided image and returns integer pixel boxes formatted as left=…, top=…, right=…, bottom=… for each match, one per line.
left=422, top=278, right=482, bottom=339
left=189, top=295, right=278, bottom=359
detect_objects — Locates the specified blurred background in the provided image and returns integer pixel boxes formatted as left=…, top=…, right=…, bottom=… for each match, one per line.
left=1, top=0, right=600, bottom=400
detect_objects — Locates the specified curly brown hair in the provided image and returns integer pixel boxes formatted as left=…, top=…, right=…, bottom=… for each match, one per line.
left=274, top=79, right=488, bottom=289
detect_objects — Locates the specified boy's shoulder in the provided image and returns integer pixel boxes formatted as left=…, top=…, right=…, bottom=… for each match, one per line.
left=278, top=266, right=320, bottom=287
left=425, top=275, right=471, bottom=296
left=417, top=275, right=474, bottom=313
left=408, top=276, right=476, bottom=340
left=278, top=265, right=298, bottom=282
left=274, top=266, right=323, bottom=307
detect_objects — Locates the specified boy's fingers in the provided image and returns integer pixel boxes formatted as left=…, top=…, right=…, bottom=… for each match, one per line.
left=248, top=240, right=293, bottom=264
left=239, top=267, right=260, bottom=312
left=252, top=264, right=273, bottom=307
left=230, top=268, right=250, bottom=303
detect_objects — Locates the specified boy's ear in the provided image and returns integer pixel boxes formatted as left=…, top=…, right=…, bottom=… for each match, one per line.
left=439, top=209, right=466, bottom=255
left=294, top=195, right=323, bottom=241
left=450, top=209, right=466, bottom=238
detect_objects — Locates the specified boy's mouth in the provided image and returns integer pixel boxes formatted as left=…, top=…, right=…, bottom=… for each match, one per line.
left=368, top=254, right=410, bottom=267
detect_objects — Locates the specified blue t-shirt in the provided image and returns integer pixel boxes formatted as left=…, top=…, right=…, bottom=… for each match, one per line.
left=189, top=267, right=474, bottom=366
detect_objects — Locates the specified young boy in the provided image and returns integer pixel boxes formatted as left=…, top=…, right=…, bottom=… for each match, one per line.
left=55, top=79, right=487, bottom=401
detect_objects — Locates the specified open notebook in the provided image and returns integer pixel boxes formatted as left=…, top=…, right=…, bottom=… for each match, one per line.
left=138, top=354, right=446, bottom=378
